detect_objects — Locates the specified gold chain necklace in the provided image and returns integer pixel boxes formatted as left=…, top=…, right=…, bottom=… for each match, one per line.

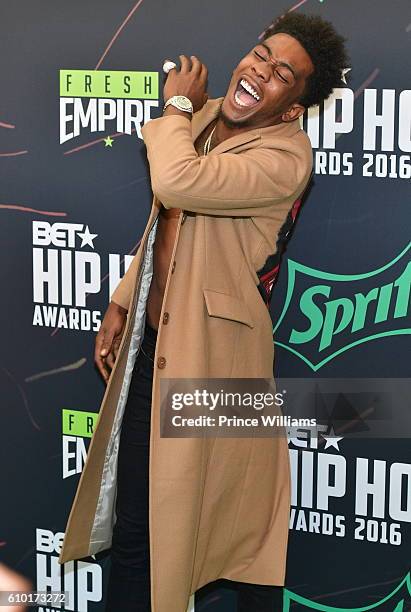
left=203, top=125, right=217, bottom=156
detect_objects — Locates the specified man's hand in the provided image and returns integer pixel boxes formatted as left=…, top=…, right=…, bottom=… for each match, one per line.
left=95, top=301, right=128, bottom=383
left=163, top=54, right=208, bottom=113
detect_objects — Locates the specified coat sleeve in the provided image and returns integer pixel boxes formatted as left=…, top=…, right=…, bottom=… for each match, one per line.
left=140, top=114, right=311, bottom=217
left=110, top=245, right=142, bottom=310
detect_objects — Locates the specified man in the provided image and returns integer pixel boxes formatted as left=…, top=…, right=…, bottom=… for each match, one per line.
left=58, top=12, right=350, bottom=612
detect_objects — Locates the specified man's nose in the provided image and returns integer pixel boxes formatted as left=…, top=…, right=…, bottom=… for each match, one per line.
left=251, top=61, right=270, bottom=82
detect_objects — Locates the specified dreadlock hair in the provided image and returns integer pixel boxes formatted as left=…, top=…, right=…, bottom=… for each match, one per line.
left=262, top=12, right=351, bottom=108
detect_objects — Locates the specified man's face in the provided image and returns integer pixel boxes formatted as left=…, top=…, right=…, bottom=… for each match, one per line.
left=219, top=32, right=314, bottom=129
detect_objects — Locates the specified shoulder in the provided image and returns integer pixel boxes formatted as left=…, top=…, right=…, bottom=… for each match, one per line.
left=260, top=117, right=311, bottom=151
left=256, top=122, right=313, bottom=194
left=260, top=120, right=312, bottom=176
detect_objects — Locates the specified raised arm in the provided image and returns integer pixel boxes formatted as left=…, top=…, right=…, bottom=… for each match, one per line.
left=141, top=113, right=312, bottom=217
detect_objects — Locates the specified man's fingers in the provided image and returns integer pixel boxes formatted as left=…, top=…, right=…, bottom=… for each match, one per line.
left=95, top=353, right=110, bottom=383
left=192, top=56, right=208, bottom=81
left=95, top=331, right=114, bottom=382
left=100, top=332, right=114, bottom=357
left=179, top=54, right=191, bottom=73
left=113, top=337, right=121, bottom=359
left=190, top=55, right=203, bottom=75
left=105, top=352, right=115, bottom=371
left=200, top=61, right=208, bottom=81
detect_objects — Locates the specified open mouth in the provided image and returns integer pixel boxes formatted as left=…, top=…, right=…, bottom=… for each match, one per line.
left=233, top=77, right=262, bottom=108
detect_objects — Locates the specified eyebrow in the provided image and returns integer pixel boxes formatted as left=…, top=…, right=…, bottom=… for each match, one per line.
left=260, top=42, right=298, bottom=81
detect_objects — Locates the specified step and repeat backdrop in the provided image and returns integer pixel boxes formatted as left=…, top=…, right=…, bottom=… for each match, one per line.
left=1, top=0, right=410, bottom=610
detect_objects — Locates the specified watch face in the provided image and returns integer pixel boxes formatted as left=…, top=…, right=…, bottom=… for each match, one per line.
left=176, top=96, right=192, bottom=110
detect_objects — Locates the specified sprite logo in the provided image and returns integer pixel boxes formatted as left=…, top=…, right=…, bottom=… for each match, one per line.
left=273, top=242, right=411, bottom=371
left=283, top=572, right=411, bottom=610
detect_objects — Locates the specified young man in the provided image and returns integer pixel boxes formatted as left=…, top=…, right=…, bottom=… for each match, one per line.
left=58, top=12, right=349, bottom=612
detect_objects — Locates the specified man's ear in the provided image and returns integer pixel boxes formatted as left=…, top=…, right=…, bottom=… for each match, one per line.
left=281, top=103, right=306, bottom=123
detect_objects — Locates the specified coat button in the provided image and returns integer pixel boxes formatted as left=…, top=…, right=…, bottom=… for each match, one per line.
left=181, top=213, right=187, bottom=224
left=163, top=312, right=170, bottom=324
left=157, top=356, right=167, bottom=369
left=171, top=260, right=176, bottom=274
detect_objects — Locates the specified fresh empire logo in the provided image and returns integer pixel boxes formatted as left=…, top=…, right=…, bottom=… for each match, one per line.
left=59, top=69, right=159, bottom=144
left=32, top=220, right=134, bottom=331
left=62, top=409, right=97, bottom=479
left=273, top=242, right=411, bottom=370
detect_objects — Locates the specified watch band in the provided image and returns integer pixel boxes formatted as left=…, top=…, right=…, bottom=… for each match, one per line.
left=163, top=95, right=194, bottom=114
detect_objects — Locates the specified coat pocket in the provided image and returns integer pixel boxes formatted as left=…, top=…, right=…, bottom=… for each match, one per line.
left=203, top=288, right=255, bottom=329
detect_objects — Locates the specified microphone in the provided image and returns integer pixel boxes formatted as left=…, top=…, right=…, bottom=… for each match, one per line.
left=163, top=60, right=177, bottom=74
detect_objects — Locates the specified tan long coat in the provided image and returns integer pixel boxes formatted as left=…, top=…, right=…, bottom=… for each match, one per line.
left=58, top=97, right=313, bottom=611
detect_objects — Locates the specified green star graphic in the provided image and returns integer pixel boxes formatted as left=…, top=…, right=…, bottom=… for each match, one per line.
left=104, top=136, right=113, bottom=147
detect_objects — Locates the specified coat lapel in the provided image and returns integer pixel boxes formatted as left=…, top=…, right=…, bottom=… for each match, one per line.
left=191, top=96, right=260, bottom=154
left=191, top=95, right=302, bottom=155
left=191, top=96, right=301, bottom=155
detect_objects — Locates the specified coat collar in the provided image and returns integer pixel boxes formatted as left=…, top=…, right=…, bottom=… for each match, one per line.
left=192, top=96, right=302, bottom=154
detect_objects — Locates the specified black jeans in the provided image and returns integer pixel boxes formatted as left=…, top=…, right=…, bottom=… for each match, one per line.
left=105, top=318, right=284, bottom=612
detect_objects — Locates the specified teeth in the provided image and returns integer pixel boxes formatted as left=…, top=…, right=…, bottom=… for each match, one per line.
left=240, top=78, right=260, bottom=101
